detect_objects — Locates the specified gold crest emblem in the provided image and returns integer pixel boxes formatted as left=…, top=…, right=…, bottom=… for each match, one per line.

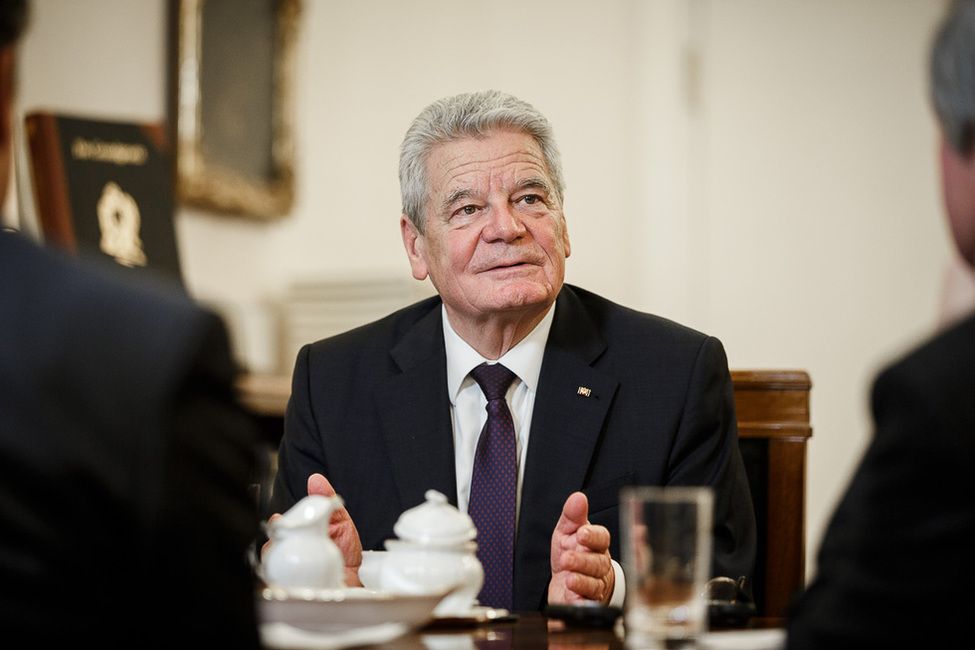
left=97, top=181, right=147, bottom=267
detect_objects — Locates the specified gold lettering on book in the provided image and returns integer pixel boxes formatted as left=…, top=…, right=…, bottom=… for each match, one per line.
left=97, top=182, right=147, bottom=267
left=71, top=137, right=148, bottom=166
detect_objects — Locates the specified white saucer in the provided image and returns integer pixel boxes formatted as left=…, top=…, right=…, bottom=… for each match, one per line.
left=257, top=586, right=444, bottom=635
left=697, top=628, right=787, bottom=650
left=260, top=621, right=408, bottom=650
left=430, top=605, right=511, bottom=626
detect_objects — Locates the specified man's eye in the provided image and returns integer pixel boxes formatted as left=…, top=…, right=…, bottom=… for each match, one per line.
left=521, top=195, right=540, bottom=205
left=461, top=205, right=477, bottom=215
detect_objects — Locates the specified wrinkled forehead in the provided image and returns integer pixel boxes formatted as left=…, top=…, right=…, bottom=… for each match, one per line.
left=425, top=130, right=553, bottom=196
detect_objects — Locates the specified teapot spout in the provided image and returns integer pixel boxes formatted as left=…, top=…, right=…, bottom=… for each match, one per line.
left=274, top=494, right=343, bottom=530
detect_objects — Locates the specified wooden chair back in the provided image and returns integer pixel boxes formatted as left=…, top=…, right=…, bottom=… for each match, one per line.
left=732, top=369, right=812, bottom=619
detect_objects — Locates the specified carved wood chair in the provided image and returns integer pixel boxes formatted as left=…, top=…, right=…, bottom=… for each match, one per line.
left=732, top=369, right=813, bottom=619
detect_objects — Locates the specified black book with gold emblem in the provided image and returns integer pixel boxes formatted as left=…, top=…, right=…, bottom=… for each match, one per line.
left=24, top=112, right=183, bottom=286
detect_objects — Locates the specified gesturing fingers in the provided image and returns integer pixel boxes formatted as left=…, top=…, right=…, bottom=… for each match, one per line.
left=559, top=547, right=613, bottom=581
left=550, top=546, right=616, bottom=604
left=565, top=568, right=613, bottom=602
left=562, top=523, right=611, bottom=554
left=549, top=491, right=617, bottom=604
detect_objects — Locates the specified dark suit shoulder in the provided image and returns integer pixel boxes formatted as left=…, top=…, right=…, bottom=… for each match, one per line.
left=290, top=293, right=445, bottom=399
left=872, top=314, right=975, bottom=415
left=3, top=232, right=203, bottom=340
left=562, top=284, right=712, bottom=340
left=870, top=312, right=975, bottom=454
left=876, top=313, right=975, bottom=388
left=558, top=284, right=721, bottom=373
left=303, top=293, right=442, bottom=360
left=1, top=232, right=225, bottom=416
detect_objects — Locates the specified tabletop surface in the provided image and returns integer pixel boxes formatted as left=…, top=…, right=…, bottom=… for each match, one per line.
left=306, top=611, right=786, bottom=649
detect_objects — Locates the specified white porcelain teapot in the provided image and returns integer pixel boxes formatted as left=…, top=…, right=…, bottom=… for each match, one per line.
left=364, top=490, right=484, bottom=615
left=263, top=494, right=344, bottom=591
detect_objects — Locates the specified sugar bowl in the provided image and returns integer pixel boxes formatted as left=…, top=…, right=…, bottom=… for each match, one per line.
left=374, top=490, right=484, bottom=615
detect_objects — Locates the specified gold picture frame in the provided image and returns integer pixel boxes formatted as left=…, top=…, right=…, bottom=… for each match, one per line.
left=172, top=0, right=300, bottom=218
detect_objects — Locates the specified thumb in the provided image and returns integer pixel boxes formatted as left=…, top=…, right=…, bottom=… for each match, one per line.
left=555, top=491, right=590, bottom=536
left=307, top=473, right=336, bottom=497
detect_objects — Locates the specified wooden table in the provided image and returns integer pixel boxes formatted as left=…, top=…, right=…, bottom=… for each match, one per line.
left=328, top=611, right=785, bottom=649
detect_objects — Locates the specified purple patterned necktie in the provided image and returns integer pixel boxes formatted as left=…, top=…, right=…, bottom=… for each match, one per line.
left=468, top=362, right=518, bottom=610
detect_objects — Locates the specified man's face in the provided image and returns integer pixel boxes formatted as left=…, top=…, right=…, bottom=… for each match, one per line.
left=401, top=129, right=570, bottom=326
left=940, top=137, right=975, bottom=267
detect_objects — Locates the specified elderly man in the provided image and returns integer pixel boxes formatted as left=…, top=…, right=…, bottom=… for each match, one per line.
left=785, top=1, right=975, bottom=647
left=268, top=90, right=756, bottom=611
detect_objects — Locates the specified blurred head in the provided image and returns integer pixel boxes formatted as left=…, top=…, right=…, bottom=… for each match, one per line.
left=0, top=0, right=28, bottom=208
left=399, top=90, right=565, bottom=234
left=0, top=0, right=27, bottom=49
left=931, top=0, right=975, bottom=266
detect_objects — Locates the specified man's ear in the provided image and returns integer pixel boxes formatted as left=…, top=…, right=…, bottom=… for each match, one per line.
left=400, top=214, right=429, bottom=281
left=560, top=210, right=571, bottom=259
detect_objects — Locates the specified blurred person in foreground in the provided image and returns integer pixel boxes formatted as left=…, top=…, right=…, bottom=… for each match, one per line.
left=267, top=89, right=756, bottom=611
left=786, top=1, right=975, bottom=647
left=0, top=1, right=261, bottom=645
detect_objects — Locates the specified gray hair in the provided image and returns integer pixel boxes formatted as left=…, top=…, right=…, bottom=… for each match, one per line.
left=399, top=90, right=565, bottom=233
left=932, top=0, right=975, bottom=155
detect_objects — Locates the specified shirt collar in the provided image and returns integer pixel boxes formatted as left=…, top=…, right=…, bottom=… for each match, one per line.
left=444, top=303, right=556, bottom=405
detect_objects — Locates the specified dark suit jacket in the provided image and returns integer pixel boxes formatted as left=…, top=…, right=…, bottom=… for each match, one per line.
left=786, top=313, right=975, bottom=648
left=0, top=232, right=261, bottom=648
left=270, top=284, right=756, bottom=611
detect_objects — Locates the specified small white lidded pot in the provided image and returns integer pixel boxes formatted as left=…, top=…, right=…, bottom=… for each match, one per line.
left=375, top=490, right=484, bottom=615
left=263, top=494, right=345, bottom=592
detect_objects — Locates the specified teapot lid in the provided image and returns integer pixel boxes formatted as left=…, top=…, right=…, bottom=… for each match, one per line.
left=393, top=490, right=476, bottom=545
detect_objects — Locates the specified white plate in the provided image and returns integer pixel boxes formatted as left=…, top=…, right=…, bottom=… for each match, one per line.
left=697, top=628, right=787, bottom=650
left=260, top=621, right=409, bottom=650
left=257, top=586, right=445, bottom=634
left=430, top=605, right=510, bottom=626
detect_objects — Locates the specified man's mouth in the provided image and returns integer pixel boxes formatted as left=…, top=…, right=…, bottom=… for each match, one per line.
left=483, top=261, right=531, bottom=273
left=481, top=255, right=540, bottom=271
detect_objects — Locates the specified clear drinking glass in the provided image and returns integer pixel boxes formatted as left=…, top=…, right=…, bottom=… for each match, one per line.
left=621, top=486, right=714, bottom=648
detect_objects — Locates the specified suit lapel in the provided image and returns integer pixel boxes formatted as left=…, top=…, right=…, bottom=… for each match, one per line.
left=374, top=305, right=459, bottom=510
left=515, top=287, right=620, bottom=608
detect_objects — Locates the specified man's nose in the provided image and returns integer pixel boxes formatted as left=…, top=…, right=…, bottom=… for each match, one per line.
left=484, top=202, right=526, bottom=240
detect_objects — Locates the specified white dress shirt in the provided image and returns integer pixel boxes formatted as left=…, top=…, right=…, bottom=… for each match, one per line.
left=443, top=304, right=554, bottom=517
left=442, top=305, right=625, bottom=606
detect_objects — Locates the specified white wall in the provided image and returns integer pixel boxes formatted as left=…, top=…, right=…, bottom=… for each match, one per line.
left=15, top=0, right=956, bottom=581
left=693, top=0, right=952, bottom=584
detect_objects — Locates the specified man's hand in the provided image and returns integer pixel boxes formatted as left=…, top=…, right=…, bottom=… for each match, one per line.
left=263, top=473, right=364, bottom=587
left=548, top=492, right=615, bottom=605
left=306, top=473, right=364, bottom=587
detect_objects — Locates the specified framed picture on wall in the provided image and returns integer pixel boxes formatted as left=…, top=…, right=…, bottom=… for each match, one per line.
left=171, top=0, right=300, bottom=219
